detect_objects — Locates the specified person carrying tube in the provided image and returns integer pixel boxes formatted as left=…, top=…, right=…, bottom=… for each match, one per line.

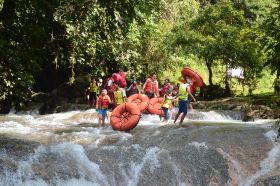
left=113, top=81, right=127, bottom=108
left=186, top=76, right=196, bottom=110
left=96, top=89, right=112, bottom=128
left=174, top=81, right=196, bottom=127
left=142, top=74, right=159, bottom=98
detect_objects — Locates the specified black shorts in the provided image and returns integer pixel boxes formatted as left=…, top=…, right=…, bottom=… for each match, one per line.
left=89, top=92, right=97, bottom=101
left=146, top=92, right=154, bottom=99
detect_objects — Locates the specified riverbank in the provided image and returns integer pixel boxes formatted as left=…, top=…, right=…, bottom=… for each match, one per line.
left=193, top=95, right=280, bottom=121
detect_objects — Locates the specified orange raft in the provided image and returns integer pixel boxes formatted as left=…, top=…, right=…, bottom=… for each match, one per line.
left=127, top=94, right=149, bottom=112
left=110, top=103, right=141, bottom=131
left=181, top=67, right=204, bottom=87
left=147, top=97, right=164, bottom=116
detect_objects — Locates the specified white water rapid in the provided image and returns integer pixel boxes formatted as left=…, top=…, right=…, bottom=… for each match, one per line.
left=0, top=109, right=279, bottom=185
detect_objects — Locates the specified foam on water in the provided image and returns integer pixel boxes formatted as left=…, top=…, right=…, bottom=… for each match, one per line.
left=0, top=143, right=110, bottom=186
left=188, top=142, right=208, bottom=150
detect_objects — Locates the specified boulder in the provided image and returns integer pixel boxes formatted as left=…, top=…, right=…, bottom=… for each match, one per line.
left=51, top=75, right=89, bottom=104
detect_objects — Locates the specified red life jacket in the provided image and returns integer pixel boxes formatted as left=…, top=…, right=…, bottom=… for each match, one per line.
left=160, top=84, right=171, bottom=96
left=98, top=95, right=110, bottom=109
left=144, top=78, right=153, bottom=93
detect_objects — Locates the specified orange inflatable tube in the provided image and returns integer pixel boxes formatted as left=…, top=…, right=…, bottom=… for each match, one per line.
left=127, top=94, right=149, bottom=112
left=181, top=67, right=204, bottom=87
left=147, top=97, right=164, bottom=116
left=110, top=103, right=141, bottom=131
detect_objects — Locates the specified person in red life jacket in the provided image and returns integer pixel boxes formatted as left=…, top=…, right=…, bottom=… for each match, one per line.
left=96, top=89, right=112, bottom=128
left=127, top=80, right=140, bottom=96
left=141, top=74, right=159, bottom=98
left=159, top=79, right=173, bottom=97
left=118, top=70, right=127, bottom=88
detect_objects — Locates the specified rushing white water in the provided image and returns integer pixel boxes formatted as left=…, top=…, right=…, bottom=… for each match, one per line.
left=0, top=108, right=279, bottom=185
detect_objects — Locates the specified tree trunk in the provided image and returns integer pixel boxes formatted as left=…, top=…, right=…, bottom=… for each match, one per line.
left=224, top=65, right=231, bottom=96
left=206, top=60, right=213, bottom=86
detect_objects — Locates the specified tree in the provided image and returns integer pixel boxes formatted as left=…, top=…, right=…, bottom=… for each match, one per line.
left=175, top=1, right=264, bottom=95
left=262, top=0, right=280, bottom=78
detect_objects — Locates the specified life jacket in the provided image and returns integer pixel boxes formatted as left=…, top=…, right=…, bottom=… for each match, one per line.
left=173, top=98, right=179, bottom=107
left=114, top=89, right=125, bottom=105
left=160, top=84, right=171, bottom=96
left=162, top=94, right=172, bottom=108
left=178, top=84, right=188, bottom=101
left=89, top=82, right=98, bottom=93
left=130, top=84, right=139, bottom=95
left=98, top=95, right=110, bottom=109
left=119, top=71, right=127, bottom=88
left=144, top=78, right=153, bottom=93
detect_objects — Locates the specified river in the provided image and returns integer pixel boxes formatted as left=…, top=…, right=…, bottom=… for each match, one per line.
left=0, top=109, right=279, bottom=185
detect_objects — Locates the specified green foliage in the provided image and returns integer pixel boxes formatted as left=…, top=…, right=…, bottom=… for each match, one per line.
left=174, top=1, right=265, bottom=94
left=0, top=0, right=278, bottom=109
left=0, top=0, right=67, bottom=108
left=262, top=0, right=280, bottom=77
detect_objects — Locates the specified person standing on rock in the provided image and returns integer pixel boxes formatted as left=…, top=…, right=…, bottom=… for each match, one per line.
left=174, top=82, right=196, bottom=127
left=142, top=74, right=159, bottom=98
left=113, top=81, right=127, bottom=108
left=88, top=76, right=98, bottom=107
left=96, top=89, right=112, bottom=128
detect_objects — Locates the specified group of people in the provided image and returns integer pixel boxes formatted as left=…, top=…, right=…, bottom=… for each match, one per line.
left=86, top=72, right=197, bottom=128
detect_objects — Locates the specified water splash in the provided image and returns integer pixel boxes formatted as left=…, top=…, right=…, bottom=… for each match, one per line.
left=125, top=146, right=161, bottom=186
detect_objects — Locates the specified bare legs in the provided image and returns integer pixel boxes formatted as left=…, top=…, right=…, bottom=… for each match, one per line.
left=98, top=115, right=105, bottom=128
left=174, top=112, right=187, bottom=127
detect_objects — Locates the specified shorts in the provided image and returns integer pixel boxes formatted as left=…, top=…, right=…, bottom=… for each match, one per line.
left=178, top=99, right=188, bottom=114
left=145, top=92, right=154, bottom=99
left=98, top=108, right=107, bottom=118
left=162, top=107, right=170, bottom=120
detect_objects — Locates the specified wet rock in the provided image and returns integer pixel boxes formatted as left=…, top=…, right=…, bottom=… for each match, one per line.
left=0, top=136, right=39, bottom=158
left=51, top=75, right=89, bottom=104
left=255, top=176, right=280, bottom=186
left=31, top=92, right=50, bottom=102
left=39, top=96, right=68, bottom=114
